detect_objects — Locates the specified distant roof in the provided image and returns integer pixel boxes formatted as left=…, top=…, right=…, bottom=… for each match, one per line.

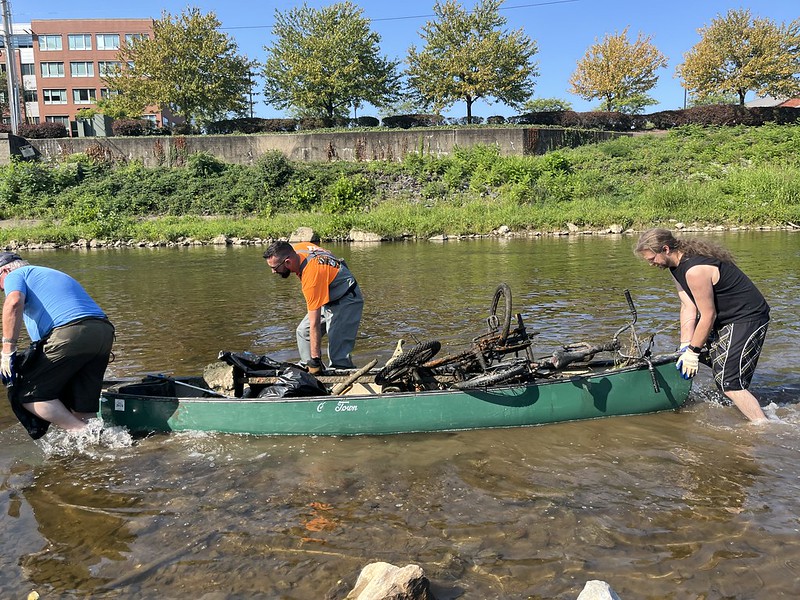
left=745, top=96, right=800, bottom=108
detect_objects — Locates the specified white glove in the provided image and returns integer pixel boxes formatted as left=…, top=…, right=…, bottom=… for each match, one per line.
left=1, top=351, right=15, bottom=383
left=678, top=340, right=691, bottom=352
left=676, top=348, right=699, bottom=379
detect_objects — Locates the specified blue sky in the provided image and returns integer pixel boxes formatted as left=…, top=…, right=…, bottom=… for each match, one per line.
left=15, top=0, right=800, bottom=119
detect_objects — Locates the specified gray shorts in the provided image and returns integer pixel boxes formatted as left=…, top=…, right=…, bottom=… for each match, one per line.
left=18, top=318, right=115, bottom=413
left=708, top=318, right=768, bottom=392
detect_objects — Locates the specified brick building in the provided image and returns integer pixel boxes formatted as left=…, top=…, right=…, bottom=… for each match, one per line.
left=2, top=18, right=178, bottom=135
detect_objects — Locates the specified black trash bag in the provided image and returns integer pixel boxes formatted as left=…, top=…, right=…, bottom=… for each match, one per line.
left=257, top=366, right=329, bottom=398
left=217, top=350, right=290, bottom=377
left=6, top=342, right=51, bottom=440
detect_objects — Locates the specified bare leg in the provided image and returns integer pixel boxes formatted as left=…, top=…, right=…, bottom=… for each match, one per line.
left=24, top=400, right=89, bottom=432
left=724, top=389, right=768, bottom=423
left=73, top=412, right=98, bottom=423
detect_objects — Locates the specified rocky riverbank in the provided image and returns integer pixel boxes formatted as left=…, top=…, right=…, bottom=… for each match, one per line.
left=2, top=221, right=798, bottom=253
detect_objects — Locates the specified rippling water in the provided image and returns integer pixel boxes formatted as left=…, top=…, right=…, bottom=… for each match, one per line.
left=1, top=232, right=799, bottom=599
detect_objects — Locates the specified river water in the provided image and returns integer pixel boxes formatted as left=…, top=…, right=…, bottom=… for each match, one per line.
left=1, top=231, right=799, bottom=599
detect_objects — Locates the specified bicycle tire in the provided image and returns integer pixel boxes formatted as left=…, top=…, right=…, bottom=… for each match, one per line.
left=453, top=362, right=529, bottom=390
left=489, top=283, right=513, bottom=344
left=375, top=340, right=442, bottom=385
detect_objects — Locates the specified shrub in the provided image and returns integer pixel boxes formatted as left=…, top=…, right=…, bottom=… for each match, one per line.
left=187, top=152, right=226, bottom=177
left=486, top=115, right=506, bottom=125
left=17, top=122, right=69, bottom=139
left=322, top=173, right=373, bottom=213
left=576, top=111, right=633, bottom=131
left=297, top=117, right=331, bottom=130
left=257, top=150, right=294, bottom=188
left=451, top=116, right=484, bottom=125
left=112, top=119, right=150, bottom=136
left=354, top=116, right=380, bottom=128
left=382, top=114, right=445, bottom=128
left=541, top=151, right=572, bottom=175
left=287, top=178, right=320, bottom=210
left=206, top=117, right=298, bottom=134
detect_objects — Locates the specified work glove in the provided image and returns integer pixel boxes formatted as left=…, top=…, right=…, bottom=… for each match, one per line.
left=676, top=348, right=700, bottom=380
left=678, top=341, right=691, bottom=352
left=306, top=357, right=324, bottom=375
left=1, top=351, right=17, bottom=386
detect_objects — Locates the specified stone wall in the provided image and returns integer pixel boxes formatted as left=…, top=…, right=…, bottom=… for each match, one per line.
left=3, top=128, right=626, bottom=167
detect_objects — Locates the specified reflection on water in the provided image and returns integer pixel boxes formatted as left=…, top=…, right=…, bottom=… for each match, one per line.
left=1, top=232, right=799, bottom=598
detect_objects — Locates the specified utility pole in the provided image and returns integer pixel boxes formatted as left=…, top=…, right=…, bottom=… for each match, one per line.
left=1, top=0, right=20, bottom=133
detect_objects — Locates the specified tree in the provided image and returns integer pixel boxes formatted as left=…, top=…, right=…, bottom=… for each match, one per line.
left=263, top=2, right=400, bottom=123
left=107, top=7, right=256, bottom=128
left=522, top=97, right=573, bottom=112
left=687, top=91, right=738, bottom=107
left=677, top=9, right=800, bottom=106
left=406, top=0, right=538, bottom=123
left=569, top=28, right=667, bottom=114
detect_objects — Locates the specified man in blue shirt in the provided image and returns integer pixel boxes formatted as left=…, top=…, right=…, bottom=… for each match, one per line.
left=0, top=252, right=115, bottom=438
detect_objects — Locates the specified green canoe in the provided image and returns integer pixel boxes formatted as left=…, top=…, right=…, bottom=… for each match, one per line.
left=100, top=355, right=691, bottom=436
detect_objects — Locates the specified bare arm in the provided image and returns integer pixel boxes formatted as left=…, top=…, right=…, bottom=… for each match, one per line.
left=307, top=307, right=323, bottom=359
left=682, top=264, right=718, bottom=349
left=2, top=291, right=25, bottom=352
left=676, top=281, right=698, bottom=344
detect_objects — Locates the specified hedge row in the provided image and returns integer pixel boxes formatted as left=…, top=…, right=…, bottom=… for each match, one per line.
left=512, top=105, right=800, bottom=131
left=6, top=105, right=799, bottom=140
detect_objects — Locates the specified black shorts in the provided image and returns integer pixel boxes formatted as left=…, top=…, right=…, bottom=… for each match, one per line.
left=17, top=318, right=115, bottom=413
left=708, top=318, right=768, bottom=392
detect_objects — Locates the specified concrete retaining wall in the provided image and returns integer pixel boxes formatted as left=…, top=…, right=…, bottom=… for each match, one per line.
left=4, top=128, right=625, bottom=167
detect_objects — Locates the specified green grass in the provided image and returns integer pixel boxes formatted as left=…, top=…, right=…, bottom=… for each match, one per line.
left=2, top=123, right=800, bottom=244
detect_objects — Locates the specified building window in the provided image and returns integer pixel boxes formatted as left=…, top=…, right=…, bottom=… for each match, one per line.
left=98, top=61, right=122, bottom=77
left=26, top=116, right=40, bottom=124
left=21, top=63, right=35, bottom=76
left=46, top=116, right=69, bottom=125
left=72, top=88, right=97, bottom=104
left=125, top=33, right=149, bottom=45
left=13, top=34, right=34, bottom=48
left=68, top=34, right=92, bottom=50
left=41, top=62, right=65, bottom=78
left=96, top=34, right=120, bottom=50
left=70, top=61, right=94, bottom=77
left=43, top=89, right=68, bottom=104
left=100, top=88, right=120, bottom=99
left=38, top=35, right=62, bottom=51
left=23, top=90, right=38, bottom=102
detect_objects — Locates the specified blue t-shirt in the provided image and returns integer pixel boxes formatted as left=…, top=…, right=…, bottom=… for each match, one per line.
left=4, top=265, right=106, bottom=341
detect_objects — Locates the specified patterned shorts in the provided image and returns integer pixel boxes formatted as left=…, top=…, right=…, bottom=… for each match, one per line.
left=707, top=318, right=769, bottom=392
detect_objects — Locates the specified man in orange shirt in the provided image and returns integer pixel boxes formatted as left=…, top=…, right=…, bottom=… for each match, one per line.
left=264, top=240, right=363, bottom=373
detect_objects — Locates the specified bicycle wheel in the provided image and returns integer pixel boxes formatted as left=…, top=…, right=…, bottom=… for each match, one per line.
left=453, top=362, right=528, bottom=390
left=375, top=340, right=442, bottom=385
left=489, top=283, right=513, bottom=344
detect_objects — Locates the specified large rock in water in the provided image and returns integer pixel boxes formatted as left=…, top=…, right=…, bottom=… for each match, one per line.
left=577, top=580, right=622, bottom=600
left=345, top=562, right=436, bottom=600
left=289, top=226, right=319, bottom=243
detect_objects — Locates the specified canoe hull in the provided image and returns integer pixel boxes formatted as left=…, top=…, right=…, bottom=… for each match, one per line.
left=100, top=358, right=692, bottom=436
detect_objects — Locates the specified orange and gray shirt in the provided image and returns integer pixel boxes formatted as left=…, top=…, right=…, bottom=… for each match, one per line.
left=293, top=243, right=357, bottom=311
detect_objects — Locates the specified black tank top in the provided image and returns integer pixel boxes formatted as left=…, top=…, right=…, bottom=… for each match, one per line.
left=670, top=255, right=769, bottom=325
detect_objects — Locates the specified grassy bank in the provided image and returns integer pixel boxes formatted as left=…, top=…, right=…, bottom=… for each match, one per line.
left=1, top=123, right=799, bottom=245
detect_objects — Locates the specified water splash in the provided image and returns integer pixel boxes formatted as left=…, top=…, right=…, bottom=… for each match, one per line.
left=37, top=418, right=133, bottom=458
